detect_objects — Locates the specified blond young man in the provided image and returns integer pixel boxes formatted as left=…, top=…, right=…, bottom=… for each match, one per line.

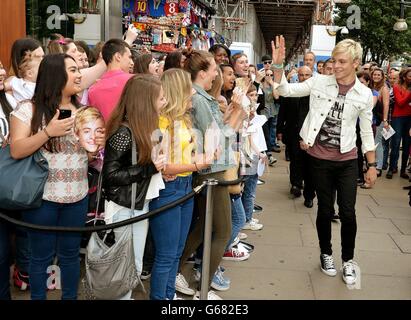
left=271, top=37, right=377, bottom=285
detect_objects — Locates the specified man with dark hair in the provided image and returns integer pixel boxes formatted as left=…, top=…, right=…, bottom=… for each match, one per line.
left=261, top=54, right=272, bottom=71
left=323, top=59, right=334, bottom=76
left=317, top=60, right=325, bottom=74
left=88, top=39, right=134, bottom=120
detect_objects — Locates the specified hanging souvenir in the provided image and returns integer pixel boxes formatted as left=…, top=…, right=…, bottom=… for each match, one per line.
left=150, top=0, right=165, bottom=17
left=162, top=30, right=174, bottom=44
left=182, top=13, right=191, bottom=27
left=152, top=29, right=162, bottom=45
left=165, top=0, right=179, bottom=16
left=179, top=0, right=189, bottom=13
left=123, top=0, right=135, bottom=15
left=134, top=0, right=149, bottom=16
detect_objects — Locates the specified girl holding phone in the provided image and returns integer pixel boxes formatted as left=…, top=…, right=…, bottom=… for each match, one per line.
left=9, top=54, right=105, bottom=300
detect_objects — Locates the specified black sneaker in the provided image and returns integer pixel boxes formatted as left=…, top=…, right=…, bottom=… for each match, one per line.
left=140, top=270, right=151, bottom=280
left=386, top=170, right=393, bottom=179
left=254, top=204, right=263, bottom=211
left=272, top=146, right=281, bottom=153
left=357, top=178, right=365, bottom=186
left=257, top=179, right=265, bottom=185
left=304, top=199, right=313, bottom=208
left=400, top=172, right=409, bottom=179
left=290, top=186, right=302, bottom=198
left=320, top=254, right=337, bottom=277
left=186, top=254, right=196, bottom=264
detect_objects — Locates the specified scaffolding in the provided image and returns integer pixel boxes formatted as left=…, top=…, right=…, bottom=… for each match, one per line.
left=205, top=0, right=249, bottom=41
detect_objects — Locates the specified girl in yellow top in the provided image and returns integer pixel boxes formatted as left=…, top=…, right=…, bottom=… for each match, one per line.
left=149, top=68, right=212, bottom=300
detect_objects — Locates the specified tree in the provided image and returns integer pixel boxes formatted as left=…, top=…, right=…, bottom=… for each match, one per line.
left=334, top=0, right=411, bottom=65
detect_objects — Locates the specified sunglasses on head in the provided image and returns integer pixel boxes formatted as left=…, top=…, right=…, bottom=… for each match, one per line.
left=263, top=60, right=272, bottom=65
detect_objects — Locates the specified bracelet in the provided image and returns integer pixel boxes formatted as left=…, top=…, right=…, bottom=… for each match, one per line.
left=43, top=127, right=51, bottom=140
left=367, top=162, right=377, bottom=168
left=271, top=63, right=283, bottom=69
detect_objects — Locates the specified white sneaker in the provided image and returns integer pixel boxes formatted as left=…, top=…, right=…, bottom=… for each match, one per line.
left=222, top=247, right=250, bottom=261
left=238, top=232, right=248, bottom=240
left=341, top=260, right=358, bottom=285
left=236, top=242, right=252, bottom=255
left=193, top=290, right=223, bottom=300
left=175, top=273, right=195, bottom=296
left=251, top=217, right=259, bottom=224
left=231, top=236, right=240, bottom=247
left=193, top=268, right=201, bottom=282
left=173, top=293, right=184, bottom=300
left=268, top=155, right=277, bottom=166
left=242, top=220, right=263, bottom=231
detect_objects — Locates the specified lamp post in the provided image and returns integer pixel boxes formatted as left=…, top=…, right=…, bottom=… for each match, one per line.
left=393, top=0, right=411, bottom=31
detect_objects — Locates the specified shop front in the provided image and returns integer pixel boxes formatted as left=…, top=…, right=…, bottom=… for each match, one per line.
left=0, top=0, right=231, bottom=70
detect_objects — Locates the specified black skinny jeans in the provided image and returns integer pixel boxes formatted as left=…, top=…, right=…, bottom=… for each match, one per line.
left=309, top=156, right=358, bottom=262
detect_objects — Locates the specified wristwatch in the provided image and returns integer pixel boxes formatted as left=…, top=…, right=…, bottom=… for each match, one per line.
left=367, top=162, right=377, bottom=168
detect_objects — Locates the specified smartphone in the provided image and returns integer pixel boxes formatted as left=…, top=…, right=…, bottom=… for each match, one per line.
left=58, top=109, right=72, bottom=120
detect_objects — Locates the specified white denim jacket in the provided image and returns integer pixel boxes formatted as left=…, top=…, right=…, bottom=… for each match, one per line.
left=275, top=73, right=375, bottom=154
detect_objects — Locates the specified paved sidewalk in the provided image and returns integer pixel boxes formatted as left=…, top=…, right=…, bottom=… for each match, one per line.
left=11, top=153, right=411, bottom=300
left=215, top=155, right=411, bottom=300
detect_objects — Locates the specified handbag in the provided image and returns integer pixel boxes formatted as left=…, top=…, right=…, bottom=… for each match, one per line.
left=0, top=132, right=48, bottom=210
left=84, top=130, right=140, bottom=300
left=223, top=151, right=243, bottom=195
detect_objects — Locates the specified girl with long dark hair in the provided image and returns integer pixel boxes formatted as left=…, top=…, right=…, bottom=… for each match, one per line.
left=10, top=54, right=105, bottom=300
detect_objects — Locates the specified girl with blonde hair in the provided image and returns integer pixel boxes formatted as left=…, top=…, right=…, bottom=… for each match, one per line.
left=149, top=68, right=212, bottom=300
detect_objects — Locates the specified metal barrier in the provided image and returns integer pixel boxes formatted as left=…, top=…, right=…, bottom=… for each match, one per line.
left=0, top=176, right=244, bottom=300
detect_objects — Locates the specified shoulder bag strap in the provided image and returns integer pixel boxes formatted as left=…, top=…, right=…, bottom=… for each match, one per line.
left=119, top=122, right=138, bottom=212
left=130, top=129, right=137, bottom=212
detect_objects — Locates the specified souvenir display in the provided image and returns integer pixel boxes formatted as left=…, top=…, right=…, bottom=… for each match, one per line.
left=122, top=0, right=229, bottom=53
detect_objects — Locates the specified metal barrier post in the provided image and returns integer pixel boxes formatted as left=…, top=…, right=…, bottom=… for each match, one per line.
left=200, top=179, right=218, bottom=300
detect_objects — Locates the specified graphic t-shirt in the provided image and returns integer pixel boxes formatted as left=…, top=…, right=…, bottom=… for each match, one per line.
left=150, top=0, right=165, bottom=17
left=317, top=94, right=346, bottom=149
left=307, top=81, right=358, bottom=161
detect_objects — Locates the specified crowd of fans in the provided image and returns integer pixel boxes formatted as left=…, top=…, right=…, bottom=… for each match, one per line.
left=0, top=28, right=410, bottom=300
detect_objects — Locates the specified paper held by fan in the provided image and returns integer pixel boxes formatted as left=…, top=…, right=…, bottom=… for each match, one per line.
left=204, top=121, right=221, bottom=158
left=257, top=158, right=266, bottom=177
left=382, top=126, right=395, bottom=140
left=235, top=77, right=251, bottom=92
